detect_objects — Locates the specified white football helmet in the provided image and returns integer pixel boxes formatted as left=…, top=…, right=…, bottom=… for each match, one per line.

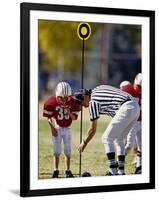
left=55, top=82, right=72, bottom=97
left=134, top=73, right=142, bottom=86
left=120, top=80, right=131, bottom=89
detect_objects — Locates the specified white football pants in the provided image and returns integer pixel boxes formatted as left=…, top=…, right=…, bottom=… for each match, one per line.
left=125, top=121, right=141, bottom=154
left=102, top=99, right=140, bottom=155
left=52, top=127, right=71, bottom=157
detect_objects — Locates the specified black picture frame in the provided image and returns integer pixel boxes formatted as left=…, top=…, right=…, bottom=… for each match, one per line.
left=20, top=2, right=155, bottom=197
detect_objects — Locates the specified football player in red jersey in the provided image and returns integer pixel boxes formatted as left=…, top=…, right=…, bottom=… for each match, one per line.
left=43, top=82, right=80, bottom=178
left=120, top=73, right=142, bottom=174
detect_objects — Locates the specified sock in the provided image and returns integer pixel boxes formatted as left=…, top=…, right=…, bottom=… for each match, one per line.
left=118, top=155, right=125, bottom=174
left=107, top=152, right=117, bottom=174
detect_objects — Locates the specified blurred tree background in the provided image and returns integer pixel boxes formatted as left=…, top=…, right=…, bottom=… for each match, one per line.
left=38, top=20, right=141, bottom=100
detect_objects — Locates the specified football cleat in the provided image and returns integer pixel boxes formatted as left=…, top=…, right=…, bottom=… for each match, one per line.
left=52, top=170, right=59, bottom=178
left=65, top=170, right=74, bottom=178
left=81, top=172, right=91, bottom=177
left=117, top=172, right=125, bottom=175
left=135, top=166, right=142, bottom=174
left=105, top=170, right=116, bottom=176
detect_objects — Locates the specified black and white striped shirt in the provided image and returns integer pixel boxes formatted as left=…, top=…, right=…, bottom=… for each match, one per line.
left=89, top=85, right=132, bottom=120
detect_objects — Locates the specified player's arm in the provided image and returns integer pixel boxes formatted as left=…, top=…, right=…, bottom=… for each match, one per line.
left=69, top=101, right=81, bottom=120
left=43, top=99, right=58, bottom=137
left=67, top=109, right=78, bottom=120
left=78, top=119, right=97, bottom=153
left=47, top=118, right=58, bottom=137
left=64, top=105, right=79, bottom=120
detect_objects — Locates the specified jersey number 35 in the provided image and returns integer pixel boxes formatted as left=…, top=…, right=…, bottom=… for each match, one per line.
left=55, top=106, right=69, bottom=120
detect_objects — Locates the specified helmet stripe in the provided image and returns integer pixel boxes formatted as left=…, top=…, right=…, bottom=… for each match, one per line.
left=63, top=82, right=66, bottom=96
left=62, top=82, right=65, bottom=96
left=66, top=82, right=68, bottom=96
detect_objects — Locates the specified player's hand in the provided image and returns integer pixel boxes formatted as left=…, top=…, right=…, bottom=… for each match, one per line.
left=51, top=127, right=58, bottom=137
left=78, top=140, right=87, bottom=153
left=64, top=106, right=71, bottom=115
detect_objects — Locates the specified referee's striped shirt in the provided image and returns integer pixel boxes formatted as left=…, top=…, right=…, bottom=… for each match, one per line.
left=89, top=85, right=133, bottom=120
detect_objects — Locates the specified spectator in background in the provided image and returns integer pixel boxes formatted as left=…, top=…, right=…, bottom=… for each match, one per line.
left=108, top=25, right=141, bottom=86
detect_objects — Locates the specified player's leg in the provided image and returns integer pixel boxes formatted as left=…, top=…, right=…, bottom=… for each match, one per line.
left=63, top=128, right=74, bottom=178
left=125, top=121, right=138, bottom=165
left=135, top=122, right=142, bottom=174
left=125, top=122, right=138, bottom=154
left=116, top=101, right=140, bottom=175
left=131, top=140, right=138, bottom=165
left=52, top=128, right=62, bottom=178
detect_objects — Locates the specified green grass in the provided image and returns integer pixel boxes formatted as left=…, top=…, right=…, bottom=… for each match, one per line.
left=39, top=108, right=136, bottom=179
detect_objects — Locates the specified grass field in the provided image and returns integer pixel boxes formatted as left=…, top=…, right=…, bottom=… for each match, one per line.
left=39, top=107, right=136, bottom=179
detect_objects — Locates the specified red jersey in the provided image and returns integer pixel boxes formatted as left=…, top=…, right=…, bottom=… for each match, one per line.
left=43, top=96, right=80, bottom=127
left=121, top=84, right=141, bottom=99
left=121, top=84, right=141, bottom=121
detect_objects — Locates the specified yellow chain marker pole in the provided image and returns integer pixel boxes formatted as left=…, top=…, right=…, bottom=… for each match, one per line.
left=77, top=23, right=91, bottom=177
left=77, top=23, right=91, bottom=41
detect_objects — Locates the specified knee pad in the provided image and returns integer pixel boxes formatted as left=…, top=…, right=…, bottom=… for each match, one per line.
left=102, top=134, right=113, bottom=144
left=54, top=153, right=61, bottom=157
left=53, top=145, right=61, bottom=156
left=64, top=148, right=71, bottom=156
left=102, top=135, right=116, bottom=153
left=115, top=139, right=125, bottom=155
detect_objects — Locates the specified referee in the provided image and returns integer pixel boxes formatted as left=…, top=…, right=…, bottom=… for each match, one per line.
left=75, top=85, right=140, bottom=175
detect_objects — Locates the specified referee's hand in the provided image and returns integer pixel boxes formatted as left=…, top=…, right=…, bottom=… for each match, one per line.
left=78, top=140, right=87, bottom=153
